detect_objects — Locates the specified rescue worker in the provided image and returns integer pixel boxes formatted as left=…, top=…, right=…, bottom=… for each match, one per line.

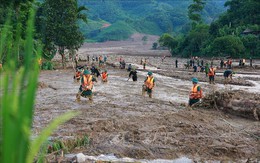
left=242, top=59, right=246, bottom=67
left=143, top=59, right=146, bottom=69
left=120, top=60, right=126, bottom=69
left=227, top=59, right=232, bottom=69
left=220, top=59, right=224, bottom=69
left=250, top=57, right=253, bottom=67
left=91, top=65, right=100, bottom=78
left=208, top=66, right=216, bottom=84
left=142, top=71, right=155, bottom=98
left=101, top=70, right=108, bottom=82
left=128, top=68, right=138, bottom=81
left=74, top=69, right=82, bottom=82
left=224, top=69, right=234, bottom=84
left=189, top=78, right=202, bottom=106
left=76, top=70, right=94, bottom=102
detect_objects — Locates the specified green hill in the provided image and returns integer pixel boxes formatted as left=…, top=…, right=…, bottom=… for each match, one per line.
left=78, top=0, right=227, bottom=42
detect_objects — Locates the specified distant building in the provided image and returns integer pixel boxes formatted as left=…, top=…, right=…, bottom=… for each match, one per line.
left=241, top=28, right=260, bottom=36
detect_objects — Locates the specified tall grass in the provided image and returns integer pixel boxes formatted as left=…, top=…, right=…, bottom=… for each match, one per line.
left=0, top=8, right=78, bottom=163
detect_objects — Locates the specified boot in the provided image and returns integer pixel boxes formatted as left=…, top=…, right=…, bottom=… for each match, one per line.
left=149, top=93, right=152, bottom=98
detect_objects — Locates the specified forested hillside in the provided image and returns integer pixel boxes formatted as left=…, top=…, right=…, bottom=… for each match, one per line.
left=78, top=0, right=226, bottom=42
left=159, top=0, right=260, bottom=58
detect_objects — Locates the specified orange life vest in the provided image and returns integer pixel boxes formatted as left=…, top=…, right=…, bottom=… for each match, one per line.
left=145, top=76, right=154, bottom=89
left=101, top=72, right=107, bottom=80
left=208, top=68, right=215, bottom=76
left=75, top=71, right=81, bottom=79
left=82, top=75, right=93, bottom=90
left=190, top=85, right=202, bottom=99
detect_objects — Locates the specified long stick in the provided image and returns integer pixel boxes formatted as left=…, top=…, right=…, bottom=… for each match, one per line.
left=71, top=57, right=76, bottom=72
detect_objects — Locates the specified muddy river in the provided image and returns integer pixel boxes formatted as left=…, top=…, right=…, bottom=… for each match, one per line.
left=33, top=54, right=260, bottom=162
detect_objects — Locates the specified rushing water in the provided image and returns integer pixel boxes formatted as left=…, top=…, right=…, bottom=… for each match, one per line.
left=65, top=153, right=193, bottom=163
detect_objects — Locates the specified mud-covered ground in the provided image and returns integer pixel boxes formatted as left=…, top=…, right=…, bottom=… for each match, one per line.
left=34, top=37, right=260, bottom=162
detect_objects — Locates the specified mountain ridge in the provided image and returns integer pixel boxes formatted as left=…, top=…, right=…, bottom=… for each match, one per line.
left=78, top=0, right=227, bottom=42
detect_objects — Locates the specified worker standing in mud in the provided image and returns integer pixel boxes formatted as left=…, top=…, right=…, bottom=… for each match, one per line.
left=224, top=69, right=234, bottom=84
left=128, top=67, right=138, bottom=81
left=76, top=70, right=94, bottom=102
left=101, top=70, right=108, bottom=83
left=220, top=59, right=224, bottom=69
left=250, top=57, right=253, bottom=67
left=189, top=78, right=202, bottom=106
left=143, top=59, right=146, bottom=69
left=208, top=65, right=216, bottom=84
left=205, top=63, right=209, bottom=77
left=74, top=69, right=82, bottom=82
left=142, top=71, right=155, bottom=98
left=175, top=59, right=178, bottom=68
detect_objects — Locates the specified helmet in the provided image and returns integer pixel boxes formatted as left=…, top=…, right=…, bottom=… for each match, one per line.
left=148, top=71, right=153, bottom=76
left=192, top=77, right=198, bottom=83
left=83, top=70, right=91, bottom=75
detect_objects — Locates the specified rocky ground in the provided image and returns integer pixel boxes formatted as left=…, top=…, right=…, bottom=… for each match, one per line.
left=34, top=36, right=260, bottom=162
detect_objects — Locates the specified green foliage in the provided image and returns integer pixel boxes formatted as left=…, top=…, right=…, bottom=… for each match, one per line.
left=211, top=35, right=245, bottom=57
left=47, top=135, right=89, bottom=154
left=152, top=42, right=158, bottom=50
left=161, top=0, right=260, bottom=58
left=41, top=0, right=85, bottom=67
left=0, top=7, right=78, bottom=163
left=241, top=34, right=260, bottom=57
left=188, top=0, right=206, bottom=25
left=78, top=0, right=226, bottom=41
left=41, top=61, right=53, bottom=70
left=179, top=24, right=211, bottom=56
left=96, top=21, right=134, bottom=42
left=159, top=33, right=178, bottom=54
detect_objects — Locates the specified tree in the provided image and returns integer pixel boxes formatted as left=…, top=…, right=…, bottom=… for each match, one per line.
left=42, top=0, right=85, bottom=68
left=241, top=34, right=260, bottom=57
left=152, top=42, right=158, bottom=50
left=77, top=6, right=88, bottom=23
left=142, top=35, right=148, bottom=45
left=179, top=24, right=211, bottom=56
left=159, top=33, right=178, bottom=55
left=211, top=35, right=245, bottom=57
left=188, top=0, right=206, bottom=27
